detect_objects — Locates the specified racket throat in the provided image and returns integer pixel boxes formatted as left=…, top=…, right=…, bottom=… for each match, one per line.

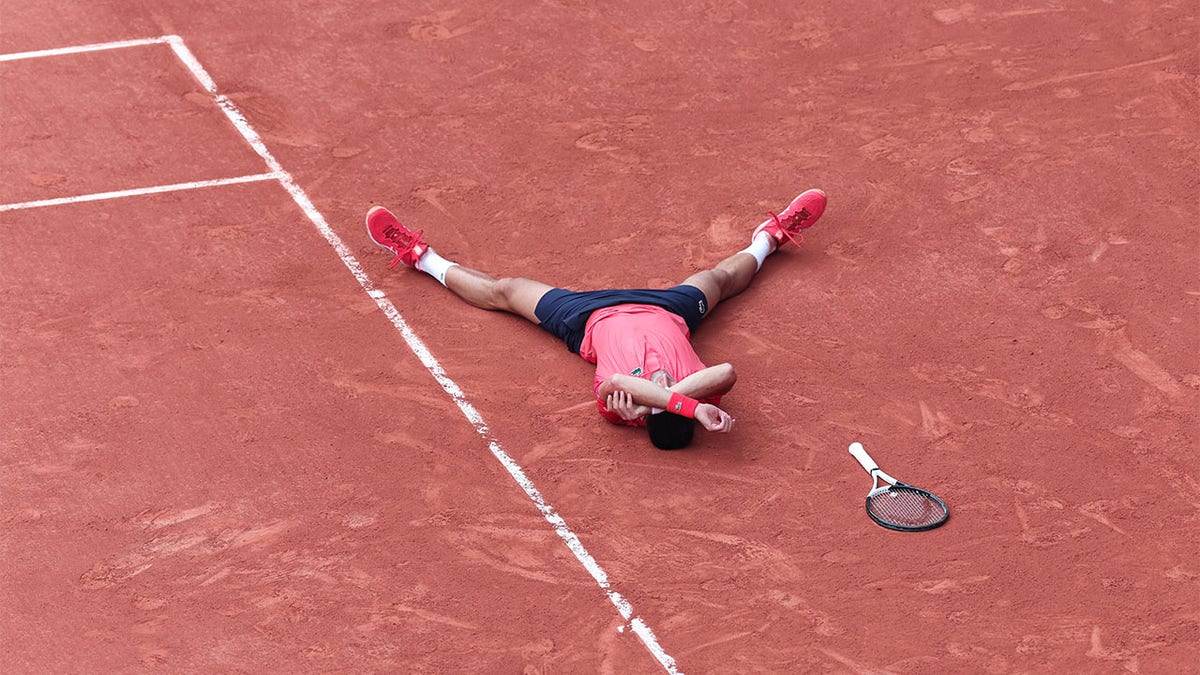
left=867, top=468, right=900, bottom=498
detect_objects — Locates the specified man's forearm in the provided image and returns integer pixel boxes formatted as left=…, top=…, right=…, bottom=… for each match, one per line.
left=608, top=374, right=676, bottom=409
left=671, top=363, right=737, bottom=399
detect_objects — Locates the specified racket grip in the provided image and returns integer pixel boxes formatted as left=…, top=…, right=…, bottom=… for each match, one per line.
left=848, top=442, right=880, bottom=474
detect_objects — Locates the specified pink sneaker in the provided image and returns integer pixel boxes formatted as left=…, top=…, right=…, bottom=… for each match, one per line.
left=753, top=189, right=827, bottom=248
left=366, top=206, right=428, bottom=269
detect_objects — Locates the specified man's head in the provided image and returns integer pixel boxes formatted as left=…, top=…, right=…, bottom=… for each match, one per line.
left=646, top=410, right=696, bottom=449
left=645, top=369, right=696, bottom=449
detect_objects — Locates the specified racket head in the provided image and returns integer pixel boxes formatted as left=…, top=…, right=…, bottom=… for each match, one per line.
left=864, top=482, right=949, bottom=532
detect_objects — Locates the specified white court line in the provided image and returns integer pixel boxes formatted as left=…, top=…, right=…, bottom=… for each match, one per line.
left=0, top=174, right=281, bottom=212
left=154, top=36, right=680, bottom=672
left=0, top=34, right=680, bottom=672
left=0, top=36, right=171, bottom=62
left=165, top=34, right=680, bottom=672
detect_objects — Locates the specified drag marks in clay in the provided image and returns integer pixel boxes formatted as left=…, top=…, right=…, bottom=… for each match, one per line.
left=1040, top=300, right=1189, bottom=401
left=80, top=506, right=299, bottom=590
left=1004, top=480, right=1135, bottom=549
left=407, top=10, right=480, bottom=43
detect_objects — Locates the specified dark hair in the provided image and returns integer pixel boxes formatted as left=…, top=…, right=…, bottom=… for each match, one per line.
left=646, top=412, right=696, bottom=450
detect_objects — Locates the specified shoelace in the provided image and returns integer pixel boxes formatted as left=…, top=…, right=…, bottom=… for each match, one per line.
left=766, top=209, right=807, bottom=247
left=386, top=227, right=424, bottom=269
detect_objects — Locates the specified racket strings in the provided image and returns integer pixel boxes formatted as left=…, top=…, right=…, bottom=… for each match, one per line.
left=866, top=486, right=947, bottom=529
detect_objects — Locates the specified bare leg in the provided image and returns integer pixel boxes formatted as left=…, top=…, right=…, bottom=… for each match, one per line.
left=679, top=251, right=761, bottom=313
left=443, top=265, right=553, bottom=324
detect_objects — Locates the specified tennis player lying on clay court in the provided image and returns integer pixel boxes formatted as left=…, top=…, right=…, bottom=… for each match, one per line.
left=367, top=189, right=826, bottom=449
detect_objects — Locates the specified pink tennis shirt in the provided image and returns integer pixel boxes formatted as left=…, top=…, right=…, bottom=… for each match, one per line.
left=578, top=304, right=720, bottom=426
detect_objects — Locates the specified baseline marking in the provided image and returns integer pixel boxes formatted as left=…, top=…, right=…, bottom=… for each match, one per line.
left=0, top=36, right=682, bottom=673
left=0, top=174, right=281, bottom=212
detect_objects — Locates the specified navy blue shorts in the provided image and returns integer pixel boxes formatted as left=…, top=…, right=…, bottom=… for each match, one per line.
left=534, top=285, right=709, bottom=354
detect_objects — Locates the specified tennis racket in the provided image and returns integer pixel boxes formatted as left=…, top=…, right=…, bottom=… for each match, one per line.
left=848, top=442, right=949, bottom=532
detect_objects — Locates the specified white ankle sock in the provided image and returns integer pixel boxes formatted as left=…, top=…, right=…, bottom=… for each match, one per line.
left=415, top=248, right=457, bottom=286
left=740, top=232, right=778, bottom=271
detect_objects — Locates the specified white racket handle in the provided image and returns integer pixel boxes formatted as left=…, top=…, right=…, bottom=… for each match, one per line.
left=849, top=442, right=899, bottom=485
left=848, top=442, right=879, bottom=473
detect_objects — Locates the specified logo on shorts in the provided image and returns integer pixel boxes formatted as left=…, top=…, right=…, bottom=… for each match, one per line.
left=631, top=367, right=643, bottom=376
left=698, top=299, right=707, bottom=314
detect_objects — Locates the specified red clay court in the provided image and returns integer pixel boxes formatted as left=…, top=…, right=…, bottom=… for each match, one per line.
left=2, top=2, right=1197, bottom=672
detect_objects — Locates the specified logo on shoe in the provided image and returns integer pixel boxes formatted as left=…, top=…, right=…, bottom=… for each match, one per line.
left=788, top=208, right=812, bottom=229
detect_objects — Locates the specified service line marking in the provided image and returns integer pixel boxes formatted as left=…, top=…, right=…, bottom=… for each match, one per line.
left=0, top=36, right=682, bottom=673
left=0, top=174, right=281, bottom=212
